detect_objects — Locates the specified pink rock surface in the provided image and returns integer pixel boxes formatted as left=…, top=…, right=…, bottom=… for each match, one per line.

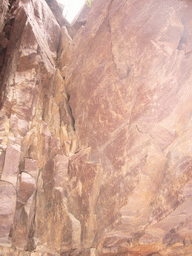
left=0, top=0, right=192, bottom=255
left=65, top=0, right=192, bottom=254
left=1, top=144, right=21, bottom=187
left=0, top=180, right=16, bottom=245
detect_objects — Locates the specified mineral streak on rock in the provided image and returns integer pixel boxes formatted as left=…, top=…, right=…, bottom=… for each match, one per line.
left=0, top=0, right=192, bottom=255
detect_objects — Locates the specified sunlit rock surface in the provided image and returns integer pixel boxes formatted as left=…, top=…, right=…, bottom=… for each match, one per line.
left=0, top=0, right=192, bottom=255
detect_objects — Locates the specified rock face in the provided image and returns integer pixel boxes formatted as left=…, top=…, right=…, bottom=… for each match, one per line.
left=0, top=0, right=192, bottom=255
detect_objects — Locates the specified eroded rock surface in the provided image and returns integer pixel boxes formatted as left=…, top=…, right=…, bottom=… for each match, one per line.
left=0, top=0, right=192, bottom=255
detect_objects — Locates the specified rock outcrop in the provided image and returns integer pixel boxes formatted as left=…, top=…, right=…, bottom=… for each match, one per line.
left=0, top=0, right=192, bottom=255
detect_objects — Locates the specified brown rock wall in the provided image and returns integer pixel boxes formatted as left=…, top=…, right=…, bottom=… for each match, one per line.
left=0, top=0, right=192, bottom=255
left=63, top=0, right=192, bottom=255
left=0, top=0, right=9, bottom=33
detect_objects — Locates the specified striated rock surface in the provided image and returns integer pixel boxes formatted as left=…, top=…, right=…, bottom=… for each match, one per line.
left=0, top=0, right=192, bottom=255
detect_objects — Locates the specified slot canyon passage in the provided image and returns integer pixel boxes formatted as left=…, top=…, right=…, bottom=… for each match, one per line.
left=1, top=0, right=192, bottom=255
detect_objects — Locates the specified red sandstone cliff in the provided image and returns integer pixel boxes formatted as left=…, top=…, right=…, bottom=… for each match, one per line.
left=0, top=0, right=192, bottom=255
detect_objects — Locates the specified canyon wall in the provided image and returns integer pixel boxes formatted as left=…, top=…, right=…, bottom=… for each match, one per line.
left=0, top=0, right=192, bottom=255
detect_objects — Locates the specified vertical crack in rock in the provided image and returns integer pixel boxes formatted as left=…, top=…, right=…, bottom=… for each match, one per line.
left=26, top=169, right=41, bottom=252
left=66, top=93, right=75, bottom=132
left=0, top=0, right=21, bottom=108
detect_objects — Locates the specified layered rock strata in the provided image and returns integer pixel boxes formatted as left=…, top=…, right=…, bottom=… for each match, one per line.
left=0, top=0, right=192, bottom=255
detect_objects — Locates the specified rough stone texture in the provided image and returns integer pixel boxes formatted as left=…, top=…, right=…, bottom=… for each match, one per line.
left=63, top=0, right=192, bottom=255
left=1, top=143, right=21, bottom=186
left=0, top=0, right=192, bottom=256
left=0, top=0, right=9, bottom=33
left=0, top=180, right=16, bottom=246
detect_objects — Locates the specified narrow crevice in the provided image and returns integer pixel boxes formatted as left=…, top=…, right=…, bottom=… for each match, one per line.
left=66, top=93, right=75, bottom=132
left=56, top=30, right=62, bottom=61
left=0, top=0, right=17, bottom=108
left=0, top=0, right=26, bottom=109
left=26, top=169, right=41, bottom=252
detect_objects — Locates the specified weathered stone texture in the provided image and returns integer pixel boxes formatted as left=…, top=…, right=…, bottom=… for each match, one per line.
left=0, top=0, right=9, bottom=33
left=63, top=0, right=192, bottom=255
left=0, top=181, right=16, bottom=246
left=0, top=0, right=192, bottom=255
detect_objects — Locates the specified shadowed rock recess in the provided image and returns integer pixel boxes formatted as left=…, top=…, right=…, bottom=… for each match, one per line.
left=0, top=0, right=192, bottom=255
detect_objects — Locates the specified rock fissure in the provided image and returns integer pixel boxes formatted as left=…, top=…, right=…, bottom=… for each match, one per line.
left=26, top=167, right=41, bottom=252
